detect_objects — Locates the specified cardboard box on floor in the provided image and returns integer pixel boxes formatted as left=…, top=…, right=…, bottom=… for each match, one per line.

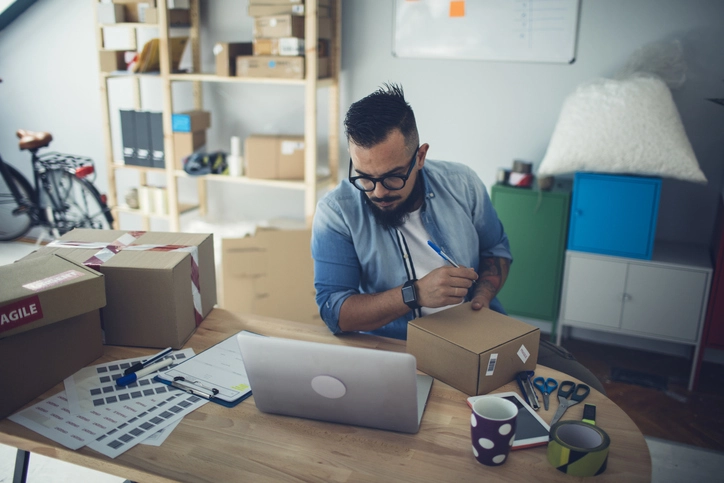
left=0, top=254, right=105, bottom=419
left=220, top=228, right=321, bottom=326
left=22, top=229, right=216, bottom=349
left=407, top=304, right=539, bottom=396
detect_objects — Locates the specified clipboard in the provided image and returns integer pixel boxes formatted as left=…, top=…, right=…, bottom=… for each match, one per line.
left=155, top=330, right=260, bottom=407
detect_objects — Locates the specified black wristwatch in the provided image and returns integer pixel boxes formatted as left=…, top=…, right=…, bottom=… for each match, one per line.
left=401, top=280, right=420, bottom=311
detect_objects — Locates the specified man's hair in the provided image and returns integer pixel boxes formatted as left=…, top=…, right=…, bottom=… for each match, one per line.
left=344, top=83, right=419, bottom=153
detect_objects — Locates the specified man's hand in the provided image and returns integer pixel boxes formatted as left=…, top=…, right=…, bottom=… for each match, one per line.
left=471, top=257, right=510, bottom=310
left=416, top=266, right=478, bottom=308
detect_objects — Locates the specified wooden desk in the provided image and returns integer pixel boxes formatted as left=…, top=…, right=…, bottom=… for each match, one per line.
left=0, top=309, right=651, bottom=482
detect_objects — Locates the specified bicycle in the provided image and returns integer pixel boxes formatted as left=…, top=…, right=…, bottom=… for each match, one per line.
left=0, top=128, right=114, bottom=241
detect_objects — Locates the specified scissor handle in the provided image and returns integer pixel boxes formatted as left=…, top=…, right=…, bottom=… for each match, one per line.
left=558, top=381, right=590, bottom=402
left=533, top=377, right=557, bottom=394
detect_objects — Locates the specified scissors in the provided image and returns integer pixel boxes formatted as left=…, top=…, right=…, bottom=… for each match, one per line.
left=549, top=381, right=590, bottom=426
left=533, top=376, right=558, bottom=411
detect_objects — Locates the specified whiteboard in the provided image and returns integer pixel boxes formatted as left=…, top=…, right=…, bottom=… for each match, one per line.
left=393, top=0, right=580, bottom=63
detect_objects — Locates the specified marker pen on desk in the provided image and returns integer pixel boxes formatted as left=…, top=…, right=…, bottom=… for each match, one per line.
left=427, top=241, right=460, bottom=268
left=123, top=347, right=173, bottom=375
left=116, top=358, right=173, bottom=387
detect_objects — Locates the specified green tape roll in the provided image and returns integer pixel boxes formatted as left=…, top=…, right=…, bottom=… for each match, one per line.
left=547, top=420, right=610, bottom=477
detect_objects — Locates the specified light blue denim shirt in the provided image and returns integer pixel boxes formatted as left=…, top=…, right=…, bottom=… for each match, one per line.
left=311, top=159, right=512, bottom=340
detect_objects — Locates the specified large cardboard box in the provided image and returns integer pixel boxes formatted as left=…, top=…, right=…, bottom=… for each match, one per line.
left=245, top=134, right=304, bottom=180
left=214, top=42, right=253, bottom=76
left=0, top=254, right=105, bottom=419
left=407, top=304, right=540, bottom=396
left=23, top=230, right=217, bottom=349
left=236, top=55, right=329, bottom=80
left=220, top=228, right=320, bottom=325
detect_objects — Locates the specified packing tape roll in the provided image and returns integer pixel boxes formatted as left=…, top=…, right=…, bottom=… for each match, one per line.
left=547, top=421, right=610, bottom=477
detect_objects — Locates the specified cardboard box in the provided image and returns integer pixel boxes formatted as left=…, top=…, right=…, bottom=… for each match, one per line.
left=253, top=37, right=304, bottom=56
left=221, top=228, right=321, bottom=325
left=99, top=50, right=127, bottom=73
left=407, top=304, right=540, bottom=396
left=144, top=7, right=191, bottom=26
left=214, top=42, right=253, bottom=76
left=253, top=15, right=332, bottom=39
left=0, top=254, right=105, bottom=419
left=245, top=134, right=304, bottom=180
left=173, top=131, right=206, bottom=170
left=248, top=4, right=331, bottom=17
left=172, top=110, right=211, bottom=132
left=236, top=55, right=329, bottom=80
left=23, top=230, right=217, bottom=349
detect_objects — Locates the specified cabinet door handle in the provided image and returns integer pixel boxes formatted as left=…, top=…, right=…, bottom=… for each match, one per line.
left=622, top=293, right=632, bottom=301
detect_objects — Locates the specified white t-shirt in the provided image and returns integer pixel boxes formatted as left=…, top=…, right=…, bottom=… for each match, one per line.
left=398, top=208, right=463, bottom=316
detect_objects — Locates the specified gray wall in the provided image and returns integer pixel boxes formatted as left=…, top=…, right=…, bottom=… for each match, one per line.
left=1, top=0, right=723, bottom=240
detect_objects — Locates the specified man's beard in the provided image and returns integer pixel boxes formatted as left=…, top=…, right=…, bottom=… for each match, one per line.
left=362, top=173, right=425, bottom=230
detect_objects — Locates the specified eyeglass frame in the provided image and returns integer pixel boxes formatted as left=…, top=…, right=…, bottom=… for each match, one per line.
left=348, top=146, right=419, bottom=192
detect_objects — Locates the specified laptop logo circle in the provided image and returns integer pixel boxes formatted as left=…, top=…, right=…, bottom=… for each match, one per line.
left=311, top=375, right=347, bottom=399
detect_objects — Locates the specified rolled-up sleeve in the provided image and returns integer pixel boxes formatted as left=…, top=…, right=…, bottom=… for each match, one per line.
left=469, top=171, right=512, bottom=262
left=311, top=199, right=361, bottom=334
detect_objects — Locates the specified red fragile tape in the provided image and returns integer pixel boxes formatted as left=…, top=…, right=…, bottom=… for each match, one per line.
left=47, top=232, right=204, bottom=326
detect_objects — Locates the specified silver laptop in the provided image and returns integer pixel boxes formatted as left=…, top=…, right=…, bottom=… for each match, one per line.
left=237, top=333, right=434, bottom=434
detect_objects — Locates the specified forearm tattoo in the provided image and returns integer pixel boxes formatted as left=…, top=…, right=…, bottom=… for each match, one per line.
left=477, top=257, right=510, bottom=299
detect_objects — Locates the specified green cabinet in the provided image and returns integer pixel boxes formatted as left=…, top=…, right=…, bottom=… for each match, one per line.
left=491, top=183, right=571, bottom=332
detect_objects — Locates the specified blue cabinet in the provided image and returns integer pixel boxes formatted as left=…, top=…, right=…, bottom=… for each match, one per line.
left=568, top=173, right=661, bottom=260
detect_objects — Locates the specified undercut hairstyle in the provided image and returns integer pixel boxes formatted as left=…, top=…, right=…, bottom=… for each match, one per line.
left=344, top=83, right=419, bottom=154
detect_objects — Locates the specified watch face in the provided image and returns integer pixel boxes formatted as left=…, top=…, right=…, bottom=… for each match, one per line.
left=402, top=285, right=415, bottom=303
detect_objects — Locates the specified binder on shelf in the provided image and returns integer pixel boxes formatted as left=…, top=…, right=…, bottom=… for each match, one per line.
left=149, top=111, right=165, bottom=169
left=120, top=109, right=137, bottom=166
left=156, top=330, right=258, bottom=407
left=134, top=111, right=152, bottom=167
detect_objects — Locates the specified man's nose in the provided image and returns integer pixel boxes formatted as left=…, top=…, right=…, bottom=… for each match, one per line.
left=372, top=182, right=391, bottom=199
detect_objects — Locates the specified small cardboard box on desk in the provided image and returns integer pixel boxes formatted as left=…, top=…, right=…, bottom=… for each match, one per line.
left=22, top=229, right=217, bottom=349
left=0, top=254, right=105, bottom=419
left=407, top=304, right=540, bottom=395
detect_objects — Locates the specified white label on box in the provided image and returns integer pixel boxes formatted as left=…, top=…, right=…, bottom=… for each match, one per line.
left=485, top=353, right=498, bottom=376
left=281, top=141, right=304, bottom=155
left=213, top=43, right=223, bottom=56
left=22, top=270, right=85, bottom=291
left=518, top=344, right=530, bottom=363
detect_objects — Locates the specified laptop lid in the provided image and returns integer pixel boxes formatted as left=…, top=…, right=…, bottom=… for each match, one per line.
left=237, top=333, right=433, bottom=434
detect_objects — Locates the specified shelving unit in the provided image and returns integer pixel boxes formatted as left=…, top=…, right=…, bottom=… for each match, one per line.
left=93, top=0, right=340, bottom=231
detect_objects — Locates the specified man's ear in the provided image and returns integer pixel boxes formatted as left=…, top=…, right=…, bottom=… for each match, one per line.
left=417, top=143, right=430, bottom=169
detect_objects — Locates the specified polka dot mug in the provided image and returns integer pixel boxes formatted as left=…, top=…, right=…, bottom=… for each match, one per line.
left=470, top=396, right=518, bottom=466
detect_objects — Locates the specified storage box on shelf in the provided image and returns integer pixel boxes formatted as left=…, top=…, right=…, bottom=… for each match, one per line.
left=557, top=243, right=712, bottom=391
left=568, top=172, right=661, bottom=260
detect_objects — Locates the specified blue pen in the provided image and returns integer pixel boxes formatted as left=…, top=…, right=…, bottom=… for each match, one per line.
left=116, top=358, right=173, bottom=387
left=427, top=241, right=460, bottom=268
left=123, top=347, right=172, bottom=375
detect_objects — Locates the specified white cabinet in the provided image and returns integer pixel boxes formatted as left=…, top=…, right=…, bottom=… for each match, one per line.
left=557, top=243, right=712, bottom=390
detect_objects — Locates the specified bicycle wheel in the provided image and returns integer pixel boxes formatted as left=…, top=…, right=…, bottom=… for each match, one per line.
left=43, top=168, right=114, bottom=235
left=0, top=163, right=34, bottom=241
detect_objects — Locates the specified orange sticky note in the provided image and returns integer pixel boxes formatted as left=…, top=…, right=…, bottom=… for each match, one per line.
left=449, top=1, right=465, bottom=17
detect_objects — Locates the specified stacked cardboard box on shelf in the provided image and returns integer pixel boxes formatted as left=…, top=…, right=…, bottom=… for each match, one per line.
left=172, top=110, right=211, bottom=170
left=237, top=0, right=333, bottom=80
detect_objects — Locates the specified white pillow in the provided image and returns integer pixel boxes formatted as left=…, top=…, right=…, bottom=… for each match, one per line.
left=538, top=75, right=707, bottom=184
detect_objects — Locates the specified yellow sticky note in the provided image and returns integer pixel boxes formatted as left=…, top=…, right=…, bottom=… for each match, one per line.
left=449, top=1, right=465, bottom=17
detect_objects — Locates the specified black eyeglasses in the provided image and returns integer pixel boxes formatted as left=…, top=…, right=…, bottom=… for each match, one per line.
left=348, top=147, right=419, bottom=192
